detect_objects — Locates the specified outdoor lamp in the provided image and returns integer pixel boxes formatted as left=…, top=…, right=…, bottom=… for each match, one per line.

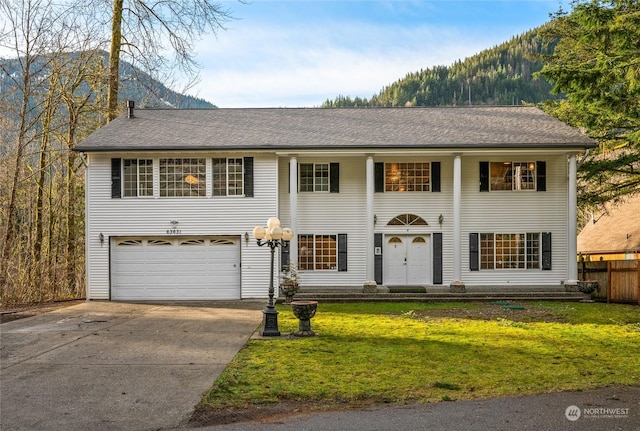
left=252, top=217, right=294, bottom=336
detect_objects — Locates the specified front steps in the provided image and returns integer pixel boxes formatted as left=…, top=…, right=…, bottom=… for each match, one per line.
left=288, top=286, right=590, bottom=303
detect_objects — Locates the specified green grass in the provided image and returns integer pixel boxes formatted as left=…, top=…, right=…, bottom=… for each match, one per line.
left=202, top=302, right=640, bottom=409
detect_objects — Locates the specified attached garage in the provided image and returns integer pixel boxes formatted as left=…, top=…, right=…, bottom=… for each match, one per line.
left=111, top=236, right=240, bottom=300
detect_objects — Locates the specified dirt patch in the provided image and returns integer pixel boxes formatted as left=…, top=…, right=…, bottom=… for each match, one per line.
left=0, top=299, right=85, bottom=323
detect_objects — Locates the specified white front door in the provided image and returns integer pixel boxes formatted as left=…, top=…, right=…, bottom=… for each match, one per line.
left=384, top=235, right=430, bottom=285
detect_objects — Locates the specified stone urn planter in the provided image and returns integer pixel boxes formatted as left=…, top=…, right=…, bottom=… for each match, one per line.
left=290, top=300, right=318, bottom=337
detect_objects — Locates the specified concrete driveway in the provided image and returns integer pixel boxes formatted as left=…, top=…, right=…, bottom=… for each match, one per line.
left=0, top=301, right=263, bottom=431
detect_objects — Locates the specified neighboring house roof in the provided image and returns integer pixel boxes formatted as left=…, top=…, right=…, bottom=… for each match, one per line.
left=74, top=106, right=595, bottom=152
left=578, top=195, right=640, bottom=254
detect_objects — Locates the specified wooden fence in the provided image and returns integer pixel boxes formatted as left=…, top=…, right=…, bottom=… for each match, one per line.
left=579, top=260, right=640, bottom=304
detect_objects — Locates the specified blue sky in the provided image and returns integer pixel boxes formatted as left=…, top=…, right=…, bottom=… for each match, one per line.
left=189, top=0, right=572, bottom=107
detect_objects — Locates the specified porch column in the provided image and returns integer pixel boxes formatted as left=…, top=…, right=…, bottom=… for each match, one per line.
left=366, top=156, right=375, bottom=281
left=289, top=156, right=298, bottom=268
left=452, top=154, right=462, bottom=282
left=567, top=154, right=578, bottom=285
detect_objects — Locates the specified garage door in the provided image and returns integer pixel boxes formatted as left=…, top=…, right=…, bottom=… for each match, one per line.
left=111, top=236, right=240, bottom=300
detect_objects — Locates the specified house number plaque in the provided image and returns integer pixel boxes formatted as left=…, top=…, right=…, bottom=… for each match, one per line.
left=167, top=220, right=182, bottom=235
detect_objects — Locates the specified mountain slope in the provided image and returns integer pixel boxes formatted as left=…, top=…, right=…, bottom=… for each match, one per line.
left=322, top=29, right=561, bottom=108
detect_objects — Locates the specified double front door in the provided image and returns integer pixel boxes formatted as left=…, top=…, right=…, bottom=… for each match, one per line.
left=384, top=234, right=430, bottom=285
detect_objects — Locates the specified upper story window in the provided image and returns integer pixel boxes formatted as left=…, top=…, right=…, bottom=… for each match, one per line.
left=159, top=158, right=206, bottom=197
left=385, top=162, right=430, bottom=192
left=477, top=161, right=538, bottom=192
left=213, top=158, right=244, bottom=196
left=123, top=159, right=153, bottom=197
left=490, top=162, right=536, bottom=191
left=300, top=163, right=329, bottom=192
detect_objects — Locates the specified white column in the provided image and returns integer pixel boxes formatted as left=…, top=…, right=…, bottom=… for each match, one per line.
left=567, top=154, right=578, bottom=284
left=452, top=154, right=462, bottom=282
left=366, top=156, right=375, bottom=281
left=289, top=156, right=298, bottom=267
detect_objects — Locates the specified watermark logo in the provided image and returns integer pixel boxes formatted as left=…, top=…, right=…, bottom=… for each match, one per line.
left=565, top=405, right=581, bottom=421
left=565, top=405, right=630, bottom=421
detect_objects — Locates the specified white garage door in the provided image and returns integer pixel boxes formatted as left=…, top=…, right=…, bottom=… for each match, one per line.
left=111, top=236, right=240, bottom=300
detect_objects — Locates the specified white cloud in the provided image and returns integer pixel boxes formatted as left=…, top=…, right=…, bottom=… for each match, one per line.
left=191, top=20, right=501, bottom=108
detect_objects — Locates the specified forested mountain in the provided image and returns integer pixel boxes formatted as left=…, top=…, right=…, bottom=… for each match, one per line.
left=0, top=52, right=216, bottom=110
left=322, top=29, right=561, bottom=108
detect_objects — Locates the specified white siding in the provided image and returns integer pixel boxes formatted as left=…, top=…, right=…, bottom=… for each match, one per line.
left=460, top=154, right=568, bottom=285
left=279, top=156, right=367, bottom=288
left=85, top=152, right=278, bottom=300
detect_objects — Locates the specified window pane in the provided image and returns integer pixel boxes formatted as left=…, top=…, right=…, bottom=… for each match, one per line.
left=123, top=159, right=153, bottom=197
left=385, top=162, right=430, bottom=192
left=300, top=164, right=313, bottom=192
left=298, top=235, right=314, bottom=270
left=480, top=233, right=494, bottom=269
left=513, top=162, right=536, bottom=190
left=314, top=164, right=329, bottom=192
left=212, top=158, right=227, bottom=196
left=228, top=158, right=243, bottom=196
left=490, top=162, right=512, bottom=190
left=123, top=159, right=137, bottom=197
left=160, top=158, right=205, bottom=197
left=526, top=233, right=540, bottom=269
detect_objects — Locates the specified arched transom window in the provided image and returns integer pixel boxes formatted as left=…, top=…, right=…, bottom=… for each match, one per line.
left=387, top=214, right=428, bottom=226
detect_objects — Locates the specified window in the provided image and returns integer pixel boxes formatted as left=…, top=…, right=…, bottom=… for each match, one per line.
left=479, top=233, right=541, bottom=269
left=490, top=162, right=536, bottom=191
left=300, top=163, right=329, bottom=192
left=123, top=159, right=153, bottom=197
left=385, top=162, right=430, bottom=192
left=213, top=158, right=244, bottom=196
left=159, top=158, right=205, bottom=197
left=299, top=234, right=337, bottom=270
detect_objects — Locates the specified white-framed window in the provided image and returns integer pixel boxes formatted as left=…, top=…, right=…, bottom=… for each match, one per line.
left=300, top=163, right=329, bottom=192
left=213, top=158, right=243, bottom=196
left=298, top=234, right=337, bottom=270
left=480, top=233, right=541, bottom=269
left=159, top=158, right=206, bottom=197
left=123, top=159, right=153, bottom=197
left=385, top=162, right=430, bottom=192
left=490, top=162, right=536, bottom=191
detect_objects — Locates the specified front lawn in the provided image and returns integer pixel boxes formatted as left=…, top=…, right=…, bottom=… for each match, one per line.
left=201, top=302, right=640, bottom=411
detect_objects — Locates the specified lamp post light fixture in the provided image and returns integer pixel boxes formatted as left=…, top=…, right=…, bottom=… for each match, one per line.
left=253, top=217, right=294, bottom=336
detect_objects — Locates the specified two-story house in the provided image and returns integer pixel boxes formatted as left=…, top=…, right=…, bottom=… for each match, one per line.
left=74, top=105, right=595, bottom=301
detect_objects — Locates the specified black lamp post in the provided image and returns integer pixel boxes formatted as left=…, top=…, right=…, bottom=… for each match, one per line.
left=253, top=217, right=294, bottom=337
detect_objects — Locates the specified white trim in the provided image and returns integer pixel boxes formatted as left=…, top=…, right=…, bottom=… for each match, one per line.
left=366, top=156, right=375, bottom=281
left=452, top=154, right=462, bottom=281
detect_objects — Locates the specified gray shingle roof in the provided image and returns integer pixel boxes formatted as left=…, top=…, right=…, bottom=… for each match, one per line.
left=74, top=106, right=595, bottom=152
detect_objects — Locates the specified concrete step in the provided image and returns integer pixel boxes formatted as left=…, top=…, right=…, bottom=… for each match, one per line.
left=288, top=290, right=589, bottom=303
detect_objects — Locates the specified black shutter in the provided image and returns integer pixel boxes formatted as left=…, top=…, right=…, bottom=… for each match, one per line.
left=479, top=161, right=489, bottom=192
left=338, top=234, right=347, bottom=271
left=243, top=157, right=254, bottom=197
left=433, top=232, right=443, bottom=284
left=431, top=161, right=441, bottom=192
left=542, top=232, right=552, bottom=270
left=536, top=161, right=546, bottom=192
left=469, top=233, right=479, bottom=271
left=330, top=163, right=340, bottom=193
left=111, top=158, right=121, bottom=198
left=375, top=162, right=384, bottom=192
left=374, top=233, right=383, bottom=284
left=281, top=240, right=290, bottom=271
